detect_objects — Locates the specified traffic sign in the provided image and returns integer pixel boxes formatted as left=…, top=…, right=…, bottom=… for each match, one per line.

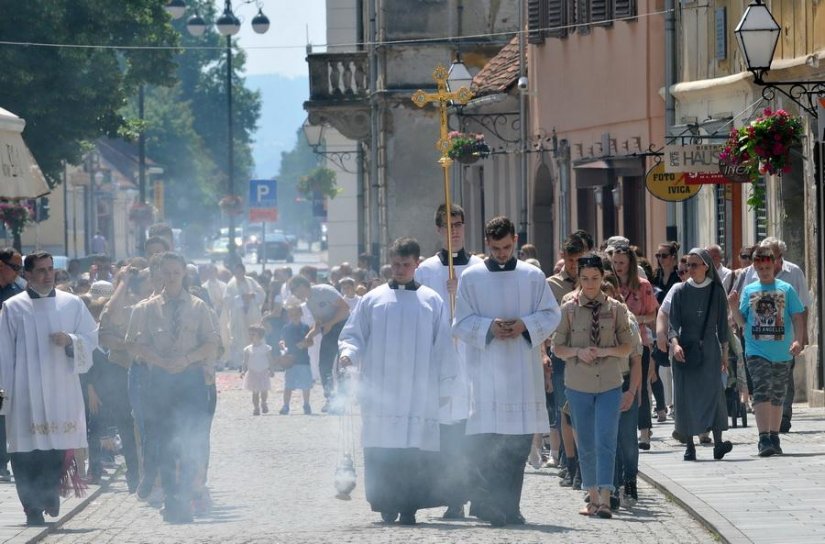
left=248, top=179, right=278, bottom=224
left=645, top=162, right=700, bottom=202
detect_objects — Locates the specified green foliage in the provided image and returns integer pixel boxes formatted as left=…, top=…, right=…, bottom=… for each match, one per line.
left=298, top=167, right=339, bottom=200
left=277, top=128, right=320, bottom=233
left=0, top=0, right=179, bottom=182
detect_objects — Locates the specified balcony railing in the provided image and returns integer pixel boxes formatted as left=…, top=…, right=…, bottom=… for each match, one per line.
left=307, top=52, right=369, bottom=101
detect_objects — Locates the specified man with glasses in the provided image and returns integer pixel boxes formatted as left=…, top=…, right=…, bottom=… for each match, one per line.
left=0, top=248, right=23, bottom=482
left=415, top=203, right=482, bottom=520
left=739, top=237, right=810, bottom=432
left=728, top=246, right=805, bottom=455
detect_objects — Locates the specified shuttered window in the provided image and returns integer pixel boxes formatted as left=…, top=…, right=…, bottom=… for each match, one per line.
left=614, top=0, right=637, bottom=19
left=547, top=0, right=569, bottom=38
left=574, top=0, right=591, bottom=34
left=591, top=0, right=612, bottom=26
left=527, top=0, right=548, bottom=44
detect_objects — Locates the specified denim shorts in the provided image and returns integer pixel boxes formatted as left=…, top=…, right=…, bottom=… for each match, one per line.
left=747, top=356, right=792, bottom=406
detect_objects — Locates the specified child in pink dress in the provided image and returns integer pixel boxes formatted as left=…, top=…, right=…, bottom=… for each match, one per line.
left=242, top=325, right=273, bottom=415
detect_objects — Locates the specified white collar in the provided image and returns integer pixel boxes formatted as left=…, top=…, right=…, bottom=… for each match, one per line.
left=687, top=277, right=712, bottom=288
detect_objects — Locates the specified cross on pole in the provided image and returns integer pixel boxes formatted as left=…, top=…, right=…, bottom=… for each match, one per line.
left=412, top=64, right=474, bottom=316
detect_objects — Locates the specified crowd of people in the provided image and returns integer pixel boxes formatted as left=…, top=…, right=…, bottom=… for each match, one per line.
left=0, top=211, right=809, bottom=529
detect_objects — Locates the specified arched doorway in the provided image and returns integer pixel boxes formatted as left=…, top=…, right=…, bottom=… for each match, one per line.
left=532, top=161, right=555, bottom=274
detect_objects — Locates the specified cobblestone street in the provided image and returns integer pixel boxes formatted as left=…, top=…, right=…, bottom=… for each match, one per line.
left=33, top=372, right=712, bottom=544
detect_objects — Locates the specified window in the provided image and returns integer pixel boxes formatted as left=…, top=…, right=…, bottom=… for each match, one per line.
left=591, top=0, right=613, bottom=26
left=528, top=0, right=570, bottom=42
left=548, top=0, right=570, bottom=38
left=527, top=0, right=548, bottom=44
left=614, top=0, right=637, bottom=19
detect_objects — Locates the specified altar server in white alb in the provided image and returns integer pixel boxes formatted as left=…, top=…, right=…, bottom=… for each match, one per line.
left=453, top=216, right=561, bottom=527
left=414, top=203, right=482, bottom=520
left=338, top=237, right=451, bottom=526
left=0, top=252, right=97, bottom=527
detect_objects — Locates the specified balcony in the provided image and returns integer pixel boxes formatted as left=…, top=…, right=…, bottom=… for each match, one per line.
left=304, top=52, right=370, bottom=141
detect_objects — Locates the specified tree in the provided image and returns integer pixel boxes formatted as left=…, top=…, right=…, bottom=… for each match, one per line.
left=277, top=128, right=321, bottom=236
left=0, top=1, right=179, bottom=183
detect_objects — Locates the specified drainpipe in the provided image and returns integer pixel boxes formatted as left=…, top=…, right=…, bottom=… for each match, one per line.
left=558, top=139, right=570, bottom=240
left=368, top=0, right=380, bottom=262
left=665, top=0, right=677, bottom=243
left=518, top=0, right=529, bottom=243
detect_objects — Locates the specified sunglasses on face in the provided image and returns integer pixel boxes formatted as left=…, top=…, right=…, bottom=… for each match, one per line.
left=754, top=255, right=774, bottom=263
left=687, top=262, right=705, bottom=269
left=655, top=253, right=672, bottom=259
left=1, top=261, right=21, bottom=272
left=739, top=254, right=752, bottom=260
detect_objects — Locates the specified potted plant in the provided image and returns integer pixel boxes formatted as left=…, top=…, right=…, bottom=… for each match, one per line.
left=128, top=202, right=155, bottom=225
left=0, top=199, right=32, bottom=251
left=218, top=195, right=244, bottom=216
left=298, top=167, right=340, bottom=200
left=719, top=107, right=804, bottom=208
left=446, top=131, right=491, bottom=164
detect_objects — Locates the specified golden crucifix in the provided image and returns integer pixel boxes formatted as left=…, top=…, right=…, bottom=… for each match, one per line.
left=412, top=64, right=473, bottom=315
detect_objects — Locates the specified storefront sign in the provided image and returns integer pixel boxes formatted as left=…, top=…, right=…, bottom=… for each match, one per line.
left=645, top=162, right=700, bottom=202
left=684, top=172, right=730, bottom=185
left=664, top=144, right=724, bottom=174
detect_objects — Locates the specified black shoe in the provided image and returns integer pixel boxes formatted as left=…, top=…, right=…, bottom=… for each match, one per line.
left=638, top=440, right=651, bottom=451
left=779, top=419, right=791, bottom=433
left=699, top=435, right=712, bottom=445
left=25, top=511, right=46, bottom=527
left=0, top=467, right=11, bottom=482
left=398, top=512, right=416, bottom=525
left=380, top=511, right=399, bottom=523
left=770, top=433, right=783, bottom=454
left=713, top=440, right=733, bottom=460
left=506, top=511, right=526, bottom=525
left=572, top=466, right=582, bottom=490
left=683, top=446, right=696, bottom=461
left=758, top=435, right=776, bottom=457
left=625, top=480, right=638, bottom=501
left=557, top=467, right=568, bottom=480
left=442, top=505, right=465, bottom=519
left=162, top=498, right=193, bottom=524
left=486, top=508, right=507, bottom=527
left=609, top=495, right=621, bottom=511
left=559, top=470, right=574, bottom=487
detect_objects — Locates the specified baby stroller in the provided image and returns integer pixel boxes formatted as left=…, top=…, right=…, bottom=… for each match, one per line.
left=725, top=331, right=748, bottom=428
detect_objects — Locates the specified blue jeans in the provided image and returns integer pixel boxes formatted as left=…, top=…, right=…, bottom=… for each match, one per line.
left=615, top=376, right=639, bottom=488
left=566, top=386, right=622, bottom=492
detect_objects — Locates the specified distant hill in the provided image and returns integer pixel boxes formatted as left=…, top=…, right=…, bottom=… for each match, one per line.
left=247, top=74, right=309, bottom=179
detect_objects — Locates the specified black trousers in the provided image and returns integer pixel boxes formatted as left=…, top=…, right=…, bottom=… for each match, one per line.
left=638, top=347, right=653, bottom=430
left=319, top=321, right=345, bottom=399
left=363, top=447, right=439, bottom=515
left=9, top=449, right=65, bottom=516
left=437, top=422, right=472, bottom=507
left=0, top=415, right=9, bottom=469
left=468, top=433, right=533, bottom=518
left=146, top=367, right=209, bottom=507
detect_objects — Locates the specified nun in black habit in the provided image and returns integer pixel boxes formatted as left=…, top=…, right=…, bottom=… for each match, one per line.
left=667, top=248, right=732, bottom=461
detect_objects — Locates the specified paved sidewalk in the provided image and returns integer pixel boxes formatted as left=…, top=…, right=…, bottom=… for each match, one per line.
left=638, top=403, right=825, bottom=544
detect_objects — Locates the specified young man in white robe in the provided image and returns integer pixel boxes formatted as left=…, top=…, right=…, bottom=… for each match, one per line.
left=414, top=203, right=482, bottom=520
left=223, top=262, right=265, bottom=369
left=453, top=216, right=561, bottom=526
left=0, top=252, right=98, bottom=527
left=339, top=237, right=451, bottom=526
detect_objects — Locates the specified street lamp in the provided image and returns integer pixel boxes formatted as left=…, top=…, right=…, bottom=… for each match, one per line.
left=735, top=0, right=825, bottom=117
left=180, top=1, right=270, bottom=262
left=164, top=0, right=187, bottom=20
left=446, top=54, right=473, bottom=93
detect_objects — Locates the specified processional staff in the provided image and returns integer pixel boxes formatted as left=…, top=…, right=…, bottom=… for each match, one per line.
left=411, top=64, right=473, bottom=315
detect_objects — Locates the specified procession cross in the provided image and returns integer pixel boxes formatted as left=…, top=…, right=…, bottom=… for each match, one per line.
left=412, top=64, right=473, bottom=315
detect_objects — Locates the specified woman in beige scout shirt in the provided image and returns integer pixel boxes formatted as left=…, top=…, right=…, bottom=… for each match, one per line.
left=552, top=254, right=634, bottom=519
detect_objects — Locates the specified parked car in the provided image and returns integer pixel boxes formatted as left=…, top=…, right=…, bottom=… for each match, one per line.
left=257, top=231, right=294, bottom=263
left=206, top=237, right=244, bottom=262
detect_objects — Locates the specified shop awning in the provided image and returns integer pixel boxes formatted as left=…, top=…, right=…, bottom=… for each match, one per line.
left=573, top=156, right=645, bottom=188
left=0, top=108, right=50, bottom=199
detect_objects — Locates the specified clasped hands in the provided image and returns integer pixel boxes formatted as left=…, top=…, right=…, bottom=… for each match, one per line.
left=575, top=346, right=608, bottom=364
left=491, top=318, right=526, bottom=340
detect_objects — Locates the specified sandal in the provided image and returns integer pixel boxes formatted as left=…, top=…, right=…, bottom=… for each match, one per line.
left=596, top=504, right=613, bottom=519
left=578, top=502, right=599, bottom=516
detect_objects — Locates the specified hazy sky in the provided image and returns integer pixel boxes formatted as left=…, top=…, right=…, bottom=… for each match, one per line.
left=233, top=2, right=327, bottom=77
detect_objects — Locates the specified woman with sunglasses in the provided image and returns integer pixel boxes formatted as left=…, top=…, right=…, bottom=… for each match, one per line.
left=610, top=244, right=659, bottom=450
left=652, top=241, right=681, bottom=296
left=668, top=248, right=732, bottom=461
left=552, top=254, right=634, bottom=518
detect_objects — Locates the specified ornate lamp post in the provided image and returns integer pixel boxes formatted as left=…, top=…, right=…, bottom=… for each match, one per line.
left=735, top=0, right=825, bottom=117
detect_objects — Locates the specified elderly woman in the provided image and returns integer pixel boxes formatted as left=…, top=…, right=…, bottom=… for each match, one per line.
left=552, top=254, right=634, bottom=519
left=668, top=248, right=732, bottom=461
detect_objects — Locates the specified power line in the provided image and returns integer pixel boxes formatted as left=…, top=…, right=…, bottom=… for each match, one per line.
left=0, top=7, right=673, bottom=53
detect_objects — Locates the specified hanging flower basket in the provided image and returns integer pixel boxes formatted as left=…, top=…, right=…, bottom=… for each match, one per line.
left=128, top=202, right=155, bottom=225
left=219, top=195, right=244, bottom=216
left=446, top=131, right=491, bottom=164
left=719, top=108, right=804, bottom=208
left=0, top=199, right=32, bottom=237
